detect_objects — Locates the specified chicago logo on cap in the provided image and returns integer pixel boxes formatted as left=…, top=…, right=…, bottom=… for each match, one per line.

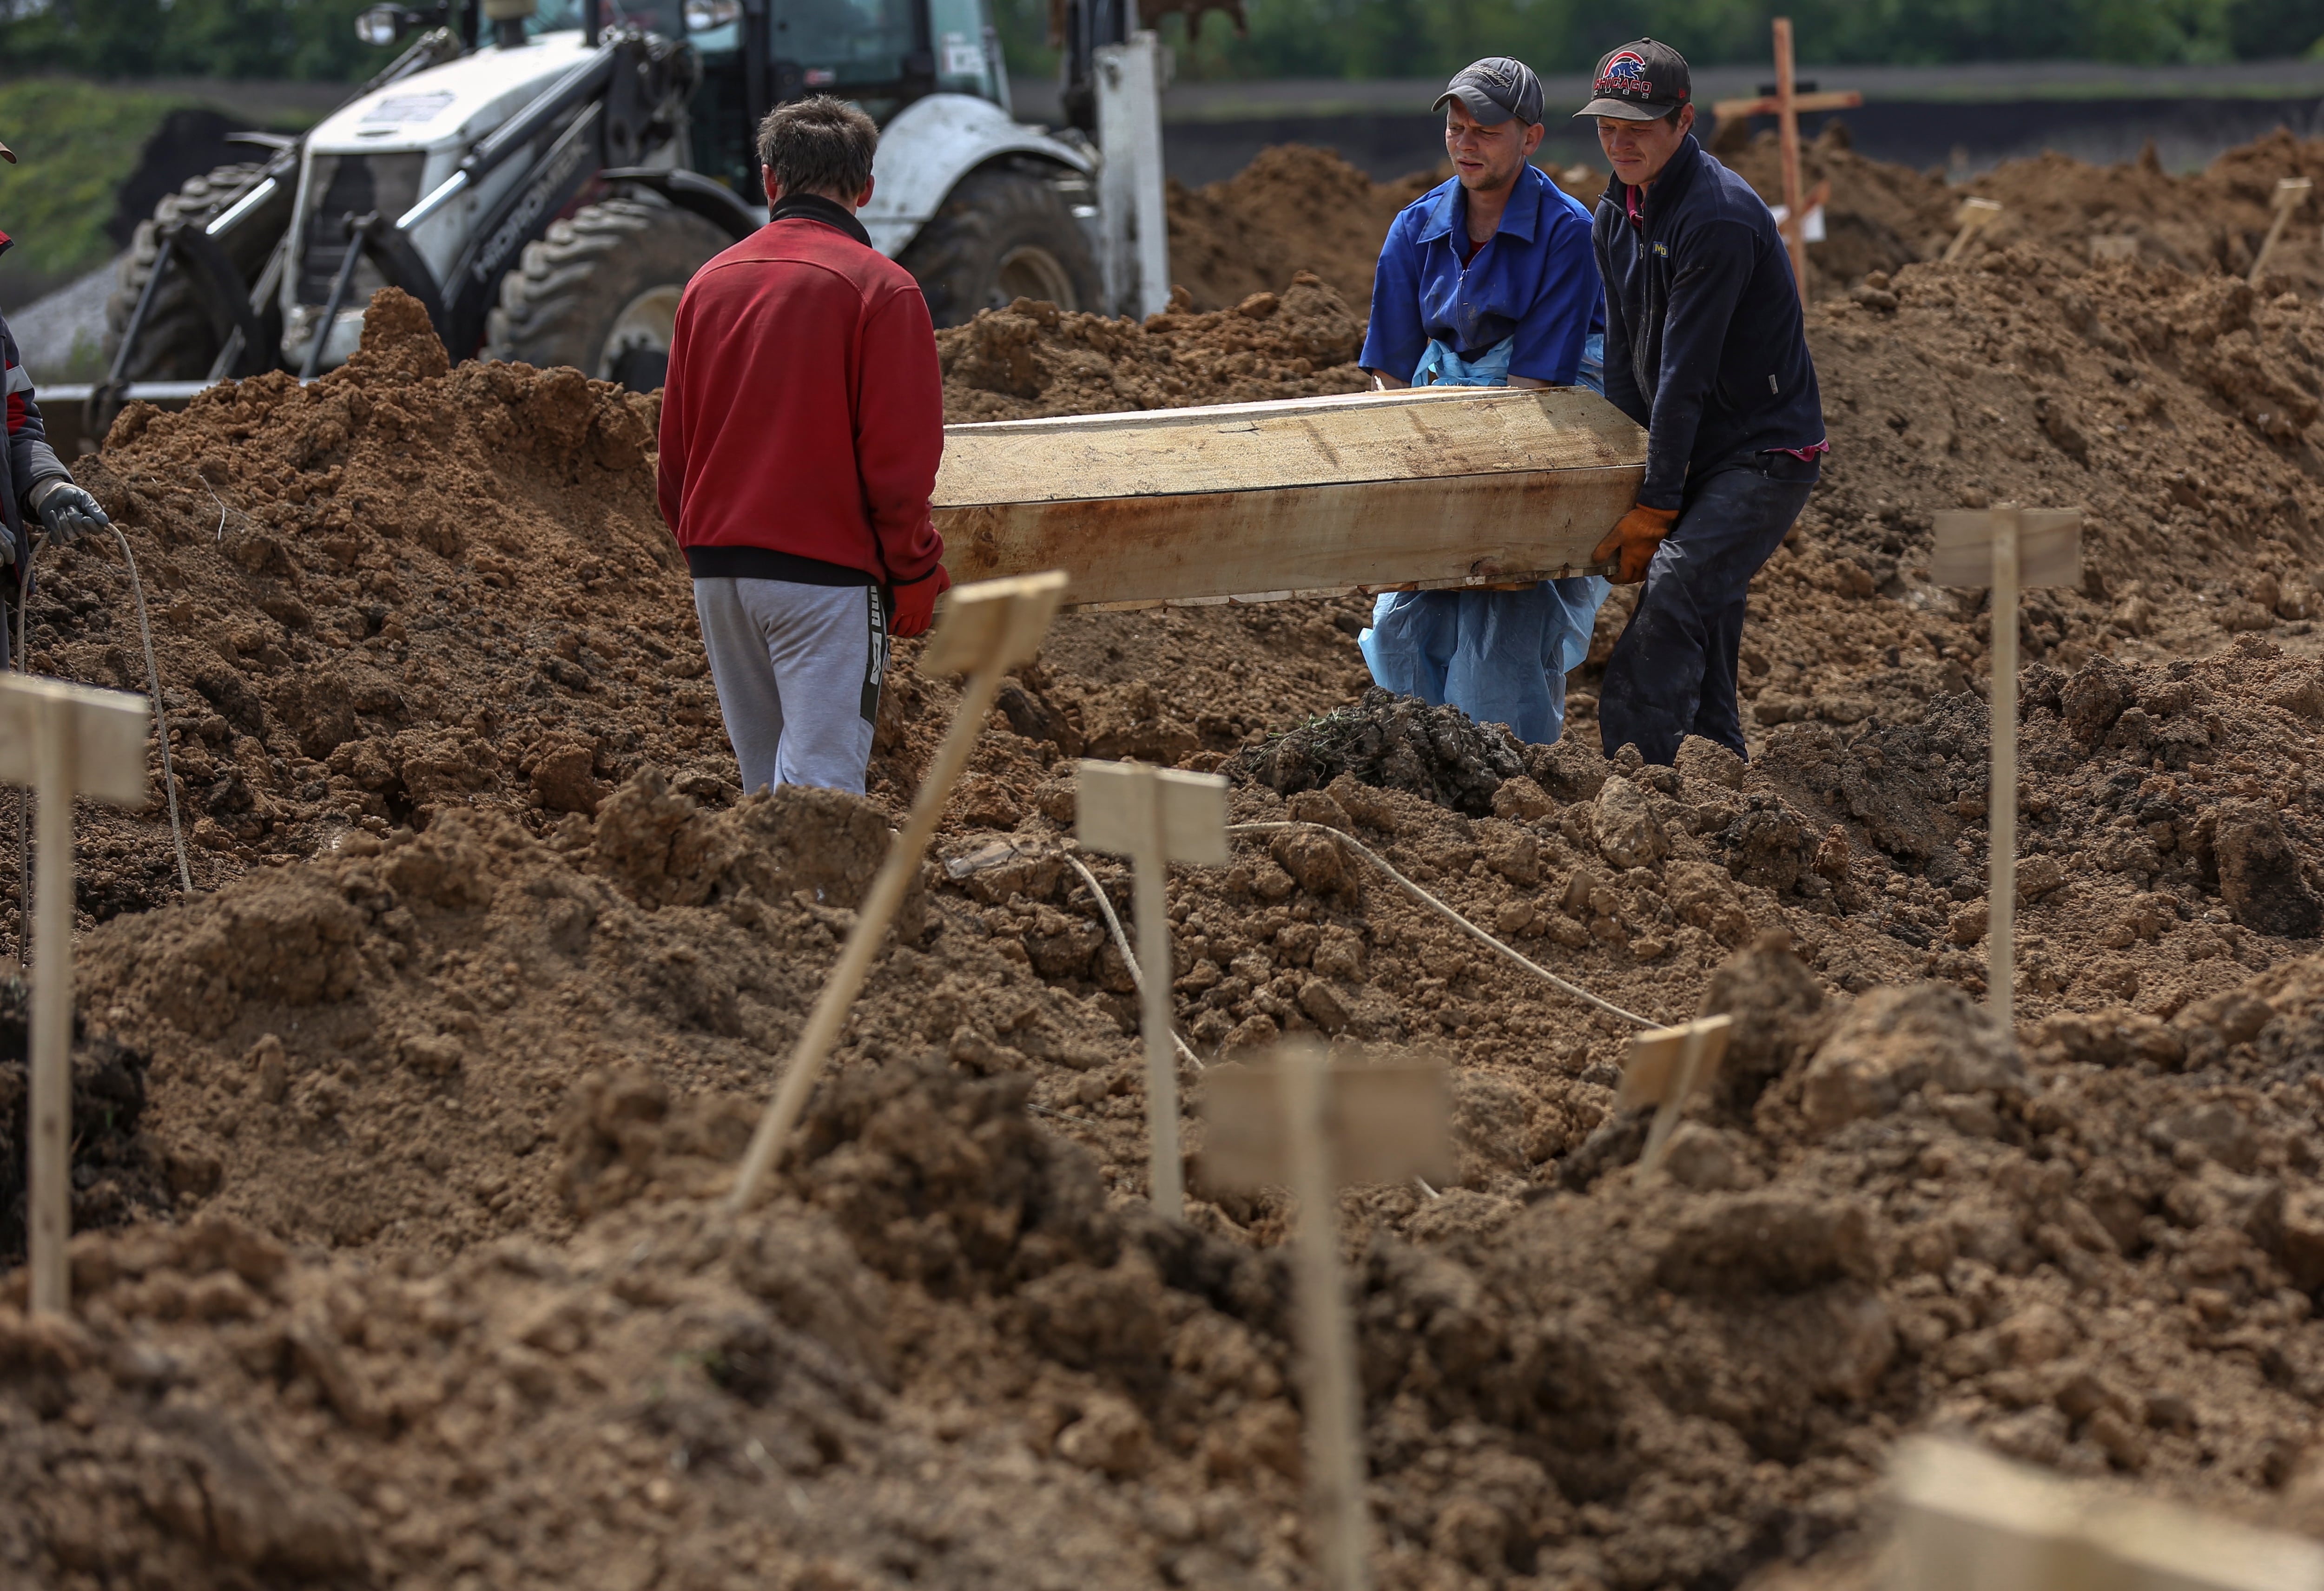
left=1597, top=50, right=1652, bottom=97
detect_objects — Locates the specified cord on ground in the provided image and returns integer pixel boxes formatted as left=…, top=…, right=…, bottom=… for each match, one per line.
left=1061, top=849, right=1203, bottom=1070
left=1226, top=821, right=1657, bottom=1029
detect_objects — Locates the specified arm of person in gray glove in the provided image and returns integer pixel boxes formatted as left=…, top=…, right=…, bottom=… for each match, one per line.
left=28, top=477, right=109, bottom=546
left=3, top=306, right=72, bottom=571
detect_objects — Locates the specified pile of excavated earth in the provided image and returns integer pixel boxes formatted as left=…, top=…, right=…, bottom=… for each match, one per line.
left=13, top=128, right=2324, bottom=1589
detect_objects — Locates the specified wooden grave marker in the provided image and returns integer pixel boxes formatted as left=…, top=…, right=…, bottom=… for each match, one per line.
left=1202, top=1045, right=1451, bottom=1591
left=1075, top=759, right=1228, bottom=1219
left=725, top=572, right=1069, bottom=1212
left=1944, top=197, right=2005, bottom=263
left=1711, top=18, right=1862, bottom=306
left=1888, top=1436, right=2324, bottom=1591
left=0, top=675, right=151, bottom=1315
left=1932, top=506, right=2083, bottom=1031
left=2249, top=176, right=2312, bottom=285
left=1618, top=1014, right=1733, bottom=1175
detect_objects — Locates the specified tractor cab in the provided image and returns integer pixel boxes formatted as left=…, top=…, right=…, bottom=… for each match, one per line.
left=681, top=0, right=1010, bottom=196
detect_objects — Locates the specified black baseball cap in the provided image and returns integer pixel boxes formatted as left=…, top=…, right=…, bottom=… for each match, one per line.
left=1435, top=57, right=1544, bottom=128
left=1574, top=39, right=1692, bottom=122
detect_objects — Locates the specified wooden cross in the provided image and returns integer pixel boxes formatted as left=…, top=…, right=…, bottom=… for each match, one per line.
left=1944, top=197, right=2005, bottom=263
left=1203, top=1044, right=1450, bottom=1591
left=1076, top=759, right=1228, bottom=1219
left=1932, top=507, right=2083, bottom=1031
left=1712, top=18, right=1862, bottom=307
left=1889, top=1437, right=2324, bottom=1590
left=725, top=571, right=1069, bottom=1213
left=0, top=676, right=150, bottom=1316
left=1619, top=1013, right=1732, bottom=1175
left=2249, top=177, right=2312, bottom=285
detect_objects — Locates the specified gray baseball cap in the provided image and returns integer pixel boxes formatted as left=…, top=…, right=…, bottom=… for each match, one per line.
left=1435, top=57, right=1544, bottom=128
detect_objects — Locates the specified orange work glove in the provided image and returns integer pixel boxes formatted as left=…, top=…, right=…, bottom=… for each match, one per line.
left=890, top=565, right=951, bottom=638
left=1591, top=504, right=1679, bottom=585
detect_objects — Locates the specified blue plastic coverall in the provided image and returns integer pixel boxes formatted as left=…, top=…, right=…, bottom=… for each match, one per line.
left=1355, top=164, right=1610, bottom=746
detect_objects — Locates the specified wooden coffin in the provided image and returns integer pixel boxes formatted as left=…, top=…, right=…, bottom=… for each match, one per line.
left=932, top=385, right=1648, bottom=610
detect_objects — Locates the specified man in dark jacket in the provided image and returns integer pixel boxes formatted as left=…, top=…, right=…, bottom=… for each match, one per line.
left=1, top=130, right=115, bottom=671
left=1577, top=41, right=1826, bottom=764
left=658, top=96, right=948, bottom=796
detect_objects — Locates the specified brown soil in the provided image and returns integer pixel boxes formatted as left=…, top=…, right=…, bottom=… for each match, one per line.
left=1165, top=144, right=1437, bottom=313
left=18, top=132, right=2324, bottom=1587
left=1721, top=121, right=2324, bottom=298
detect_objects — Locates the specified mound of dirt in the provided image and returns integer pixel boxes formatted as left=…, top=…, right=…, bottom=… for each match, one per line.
left=1165, top=143, right=1437, bottom=313
left=939, top=269, right=1370, bottom=421
left=1719, top=121, right=2324, bottom=297
left=22, top=908, right=2324, bottom=1588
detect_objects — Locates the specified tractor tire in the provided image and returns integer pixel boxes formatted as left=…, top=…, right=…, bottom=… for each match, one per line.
left=103, top=162, right=289, bottom=382
left=899, top=164, right=1102, bottom=328
left=484, top=193, right=732, bottom=390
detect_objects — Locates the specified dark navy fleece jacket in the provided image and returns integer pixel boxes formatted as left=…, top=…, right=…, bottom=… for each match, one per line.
left=1592, top=135, right=1825, bottom=511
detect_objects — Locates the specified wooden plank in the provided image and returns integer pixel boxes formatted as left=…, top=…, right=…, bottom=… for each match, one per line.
left=1618, top=1015, right=1733, bottom=1109
left=1889, top=1437, right=2324, bottom=1591
left=1202, top=1059, right=1453, bottom=1190
left=1930, top=508, right=2083, bottom=589
left=1711, top=90, right=1863, bottom=118
left=932, top=386, right=1646, bottom=609
left=0, top=676, right=151, bottom=807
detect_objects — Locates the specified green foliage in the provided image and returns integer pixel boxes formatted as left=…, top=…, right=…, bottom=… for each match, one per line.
left=0, top=78, right=189, bottom=289
left=0, top=0, right=396, bottom=81
left=997, top=0, right=2324, bottom=80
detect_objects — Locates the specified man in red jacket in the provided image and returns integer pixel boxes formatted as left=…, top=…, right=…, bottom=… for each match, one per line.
left=658, top=95, right=949, bottom=796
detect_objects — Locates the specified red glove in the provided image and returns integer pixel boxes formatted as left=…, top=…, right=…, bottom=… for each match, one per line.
left=1592, top=505, right=1679, bottom=585
left=891, top=565, right=951, bottom=638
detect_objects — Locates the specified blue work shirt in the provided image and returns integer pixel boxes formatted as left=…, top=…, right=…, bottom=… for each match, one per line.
left=1361, top=164, right=1603, bottom=387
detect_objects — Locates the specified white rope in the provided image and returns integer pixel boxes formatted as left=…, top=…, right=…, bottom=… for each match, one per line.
left=1060, top=849, right=1203, bottom=1070
left=1226, top=821, right=1656, bottom=1029
left=104, top=526, right=194, bottom=896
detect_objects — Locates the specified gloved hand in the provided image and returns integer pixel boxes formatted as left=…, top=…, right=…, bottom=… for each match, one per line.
left=1591, top=503, right=1679, bottom=585
left=891, top=565, right=951, bottom=638
left=30, top=480, right=111, bottom=548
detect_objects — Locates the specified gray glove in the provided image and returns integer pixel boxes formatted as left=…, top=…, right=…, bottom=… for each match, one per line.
left=30, top=479, right=110, bottom=548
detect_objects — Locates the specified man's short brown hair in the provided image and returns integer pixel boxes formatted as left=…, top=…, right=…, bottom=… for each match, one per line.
left=757, top=96, right=879, bottom=200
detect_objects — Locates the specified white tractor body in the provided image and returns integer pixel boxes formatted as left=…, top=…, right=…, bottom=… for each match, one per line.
left=286, top=30, right=631, bottom=369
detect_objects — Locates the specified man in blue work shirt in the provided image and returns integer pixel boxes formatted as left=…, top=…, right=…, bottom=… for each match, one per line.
left=1356, top=56, right=1608, bottom=747
left=1579, top=39, right=1827, bottom=765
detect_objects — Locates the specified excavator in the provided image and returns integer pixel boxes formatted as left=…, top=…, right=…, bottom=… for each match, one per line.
left=89, top=0, right=1224, bottom=432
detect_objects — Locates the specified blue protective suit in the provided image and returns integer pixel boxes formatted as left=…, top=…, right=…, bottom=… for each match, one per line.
left=1357, top=334, right=1611, bottom=746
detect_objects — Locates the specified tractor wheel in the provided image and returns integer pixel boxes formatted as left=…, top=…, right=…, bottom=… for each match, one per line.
left=103, top=163, right=290, bottom=382
left=899, top=164, right=1102, bottom=328
left=484, top=193, right=732, bottom=390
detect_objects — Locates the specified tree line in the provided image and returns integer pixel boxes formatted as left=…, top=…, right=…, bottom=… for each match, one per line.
left=2, top=0, right=2320, bottom=82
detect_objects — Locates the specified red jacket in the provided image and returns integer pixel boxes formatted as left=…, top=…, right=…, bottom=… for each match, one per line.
left=658, top=204, right=944, bottom=588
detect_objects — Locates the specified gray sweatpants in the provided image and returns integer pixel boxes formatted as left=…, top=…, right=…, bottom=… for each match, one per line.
left=693, top=577, right=887, bottom=796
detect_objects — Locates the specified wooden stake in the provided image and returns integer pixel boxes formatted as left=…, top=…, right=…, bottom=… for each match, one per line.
left=724, top=572, right=1068, bottom=1214
left=1931, top=507, right=2082, bottom=1032
left=1943, top=197, right=2004, bottom=263
left=1987, top=507, right=2018, bottom=1032
left=0, top=676, right=151, bottom=1316
left=1202, top=1047, right=1450, bottom=1591
left=1075, top=759, right=1228, bottom=1218
left=1889, top=1437, right=2324, bottom=1591
left=1773, top=17, right=1808, bottom=308
left=1281, top=1043, right=1369, bottom=1591
left=2248, top=176, right=2311, bottom=286
left=1618, top=1014, right=1733, bottom=1175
